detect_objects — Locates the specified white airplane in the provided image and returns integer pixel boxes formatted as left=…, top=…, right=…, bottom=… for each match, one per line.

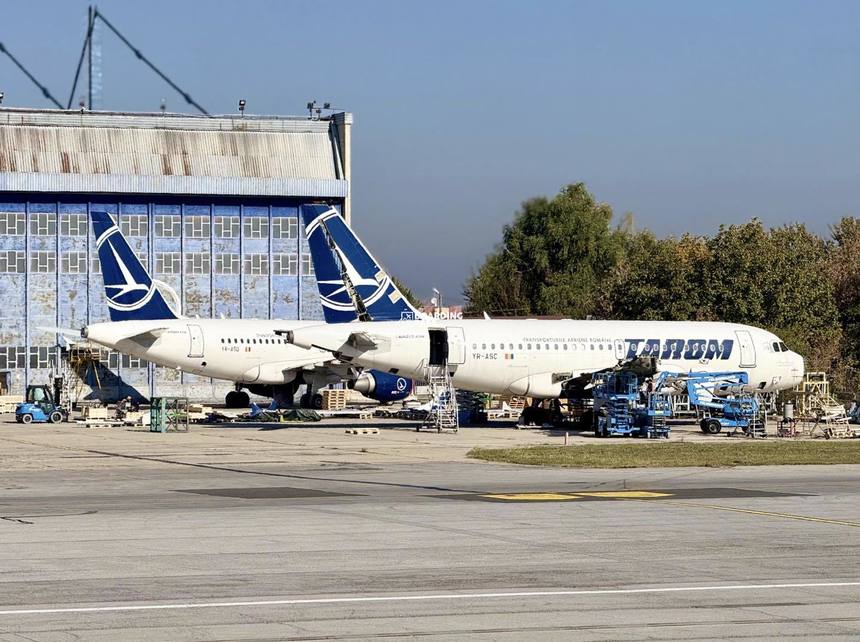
left=287, top=206, right=806, bottom=399
left=77, top=209, right=419, bottom=408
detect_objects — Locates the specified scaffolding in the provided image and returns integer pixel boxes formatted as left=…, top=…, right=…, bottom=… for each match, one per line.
left=420, top=367, right=458, bottom=432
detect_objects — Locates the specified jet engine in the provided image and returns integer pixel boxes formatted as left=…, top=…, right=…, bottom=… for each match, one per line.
left=351, top=370, right=413, bottom=403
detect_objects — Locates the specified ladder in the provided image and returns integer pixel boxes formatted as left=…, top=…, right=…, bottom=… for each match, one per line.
left=422, top=367, right=458, bottom=432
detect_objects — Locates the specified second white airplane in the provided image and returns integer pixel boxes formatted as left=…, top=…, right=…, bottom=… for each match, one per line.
left=287, top=206, right=805, bottom=398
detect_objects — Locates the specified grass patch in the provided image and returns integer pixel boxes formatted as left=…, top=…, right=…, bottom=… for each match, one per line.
left=468, top=441, right=860, bottom=468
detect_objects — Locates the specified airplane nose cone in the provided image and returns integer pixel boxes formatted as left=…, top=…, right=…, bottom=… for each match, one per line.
left=352, top=372, right=375, bottom=395
left=790, top=353, right=805, bottom=385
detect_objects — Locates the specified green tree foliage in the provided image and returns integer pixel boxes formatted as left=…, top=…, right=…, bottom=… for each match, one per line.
left=464, top=183, right=625, bottom=316
left=391, top=275, right=423, bottom=310
left=827, top=218, right=860, bottom=365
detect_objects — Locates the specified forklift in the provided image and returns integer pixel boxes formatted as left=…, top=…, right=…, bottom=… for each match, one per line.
left=15, top=377, right=68, bottom=424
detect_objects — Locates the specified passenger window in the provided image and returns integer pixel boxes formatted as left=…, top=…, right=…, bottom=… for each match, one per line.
left=527, top=344, right=532, bottom=350
left=563, top=344, right=568, bottom=350
left=536, top=344, right=540, bottom=350
left=590, top=344, right=594, bottom=351
left=599, top=344, right=603, bottom=350
left=554, top=344, right=559, bottom=350
left=518, top=344, right=523, bottom=350
left=482, top=343, right=486, bottom=350
left=472, top=343, right=477, bottom=349
left=491, top=343, right=495, bottom=349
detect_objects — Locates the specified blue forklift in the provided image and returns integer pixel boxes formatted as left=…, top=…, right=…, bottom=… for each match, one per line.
left=15, top=380, right=68, bottom=424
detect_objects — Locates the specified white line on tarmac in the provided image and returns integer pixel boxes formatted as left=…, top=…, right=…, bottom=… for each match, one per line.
left=1, top=581, right=859, bottom=616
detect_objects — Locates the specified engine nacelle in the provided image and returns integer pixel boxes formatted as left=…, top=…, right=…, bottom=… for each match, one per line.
left=352, top=369, right=413, bottom=403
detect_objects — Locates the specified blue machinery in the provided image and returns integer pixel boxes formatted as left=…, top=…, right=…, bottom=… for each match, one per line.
left=591, top=371, right=672, bottom=439
left=589, top=370, right=765, bottom=438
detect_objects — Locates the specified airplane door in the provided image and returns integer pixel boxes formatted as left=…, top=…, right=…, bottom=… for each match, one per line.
left=735, top=330, right=756, bottom=367
left=188, top=324, right=204, bottom=358
left=614, top=339, right=625, bottom=361
left=447, top=327, right=466, bottom=365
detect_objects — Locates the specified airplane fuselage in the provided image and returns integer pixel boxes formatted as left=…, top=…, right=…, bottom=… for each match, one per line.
left=292, top=319, right=805, bottom=397
left=82, top=318, right=340, bottom=386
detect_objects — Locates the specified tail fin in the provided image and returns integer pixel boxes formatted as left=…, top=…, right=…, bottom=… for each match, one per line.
left=91, top=211, right=179, bottom=321
left=301, top=205, right=421, bottom=323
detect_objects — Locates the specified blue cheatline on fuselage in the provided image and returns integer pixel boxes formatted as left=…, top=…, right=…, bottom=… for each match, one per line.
left=301, top=204, right=420, bottom=323
left=90, top=211, right=178, bottom=322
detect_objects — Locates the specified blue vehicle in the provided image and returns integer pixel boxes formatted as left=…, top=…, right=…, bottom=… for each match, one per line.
left=591, top=371, right=671, bottom=438
left=683, top=371, right=762, bottom=434
left=15, top=384, right=68, bottom=424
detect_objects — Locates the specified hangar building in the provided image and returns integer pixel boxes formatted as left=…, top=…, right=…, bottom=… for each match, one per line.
left=0, top=107, right=352, bottom=401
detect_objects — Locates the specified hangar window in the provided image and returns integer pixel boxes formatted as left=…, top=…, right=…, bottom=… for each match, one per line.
left=156, top=252, right=182, bottom=275
left=121, top=354, right=145, bottom=368
left=0, top=250, right=25, bottom=273
left=120, top=215, right=149, bottom=237
left=0, top=212, right=25, bottom=235
left=272, top=254, right=297, bottom=276
left=137, top=252, right=149, bottom=271
left=272, top=217, right=297, bottom=239
left=185, top=253, right=211, bottom=275
left=243, top=216, right=269, bottom=239
left=214, top=216, right=240, bottom=238
left=60, top=213, right=87, bottom=236
left=29, top=213, right=57, bottom=236
left=29, top=346, right=55, bottom=369
left=244, top=253, right=269, bottom=275
left=61, top=251, right=87, bottom=274
left=184, top=216, right=210, bottom=239
left=30, top=251, right=56, bottom=273
left=155, top=215, right=181, bottom=237
left=0, top=346, right=26, bottom=369
left=214, top=253, right=240, bottom=275
left=301, top=254, right=315, bottom=277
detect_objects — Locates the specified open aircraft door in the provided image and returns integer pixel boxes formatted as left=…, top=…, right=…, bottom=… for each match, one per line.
left=614, top=339, right=625, bottom=361
left=735, top=330, right=756, bottom=367
left=187, top=324, right=204, bottom=358
left=447, top=327, right=467, bottom=365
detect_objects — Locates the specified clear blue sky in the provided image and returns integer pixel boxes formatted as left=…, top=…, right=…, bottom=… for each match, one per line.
left=3, top=0, right=859, bottom=302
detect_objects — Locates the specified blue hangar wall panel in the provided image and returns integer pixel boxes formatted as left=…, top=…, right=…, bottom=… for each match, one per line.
left=0, top=194, right=327, bottom=401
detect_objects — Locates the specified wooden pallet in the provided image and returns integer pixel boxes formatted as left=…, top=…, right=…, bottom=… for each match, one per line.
left=322, top=389, right=349, bottom=411
left=345, top=427, right=379, bottom=435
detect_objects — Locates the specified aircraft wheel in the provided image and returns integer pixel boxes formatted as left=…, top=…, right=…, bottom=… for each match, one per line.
left=49, top=411, right=63, bottom=424
left=20, top=413, right=33, bottom=424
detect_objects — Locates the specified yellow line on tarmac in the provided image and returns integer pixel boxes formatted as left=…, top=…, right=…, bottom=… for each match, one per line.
left=659, top=501, right=860, bottom=528
left=484, top=493, right=580, bottom=501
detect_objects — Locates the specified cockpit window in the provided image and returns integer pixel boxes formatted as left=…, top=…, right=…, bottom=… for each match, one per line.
left=772, top=341, right=780, bottom=352
left=779, top=342, right=788, bottom=352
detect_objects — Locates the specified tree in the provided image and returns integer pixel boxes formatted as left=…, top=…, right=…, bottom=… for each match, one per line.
left=391, top=275, right=423, bottom=310
left=602, top=232, right=711, bottom=321
left=827, top=217, right=860, bottom=372
left=464, top=183, right=626, bottom=317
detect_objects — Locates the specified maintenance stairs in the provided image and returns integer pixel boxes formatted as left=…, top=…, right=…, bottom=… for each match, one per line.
left=421, top=367, right=458, bottom=432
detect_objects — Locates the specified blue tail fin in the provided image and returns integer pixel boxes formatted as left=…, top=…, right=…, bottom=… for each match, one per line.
left=91, top=211, right=179, bottom=321
left=302, top=205, right=421, bottom=323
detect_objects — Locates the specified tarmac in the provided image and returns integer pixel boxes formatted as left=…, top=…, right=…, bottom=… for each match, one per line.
left=1, top=416, right=859, bottom=640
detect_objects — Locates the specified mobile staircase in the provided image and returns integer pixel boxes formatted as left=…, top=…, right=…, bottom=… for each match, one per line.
left=421, top=367, right=459, bottom=432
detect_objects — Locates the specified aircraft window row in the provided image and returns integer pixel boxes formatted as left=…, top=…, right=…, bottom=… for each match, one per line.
left=221, top=337, right=286, bottom=345
left=471, top=341, right=616, bottom=352
left=772, top=341, right=789, bottom=352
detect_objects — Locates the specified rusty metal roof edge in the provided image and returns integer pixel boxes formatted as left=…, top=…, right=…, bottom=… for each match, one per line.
left=0, top=108, right=340, bottom=134
left=0, top=172, right=348, bottom=198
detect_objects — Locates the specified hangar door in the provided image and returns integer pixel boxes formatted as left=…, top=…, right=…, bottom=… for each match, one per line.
left=735, top=330, right=756, bottom=367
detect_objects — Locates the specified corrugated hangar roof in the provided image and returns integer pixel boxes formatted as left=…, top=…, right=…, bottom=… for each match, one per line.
left=0, top=108, right=350, bottom=198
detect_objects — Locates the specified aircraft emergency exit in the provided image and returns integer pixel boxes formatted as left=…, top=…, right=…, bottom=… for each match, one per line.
left=287, top=207, right=805, bottom=397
